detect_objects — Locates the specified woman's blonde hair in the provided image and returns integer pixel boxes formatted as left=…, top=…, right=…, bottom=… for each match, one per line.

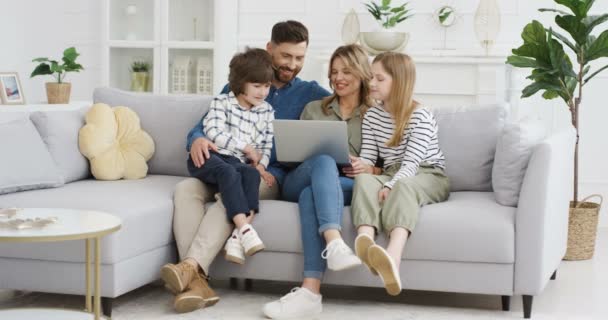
left=373, top=52, right=419, bottom=147
left=322, top=44, right=373, bottom=115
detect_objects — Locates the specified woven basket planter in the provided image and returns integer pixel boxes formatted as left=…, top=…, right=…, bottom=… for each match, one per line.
left=46, top=82, right=72, bottom=104
left=564, top=194, right=603, bottom=260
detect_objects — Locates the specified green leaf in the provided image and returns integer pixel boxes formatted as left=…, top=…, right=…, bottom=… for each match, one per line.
left=522, top=81, right=562, bottom=98
left=543, top=90, right=561, bottom=99
left=583, top=14, right=608, bottom=36
left=584, top=64, right=608, bottom=84
left=548, top=29, right=577, bottom=52
left=62, top=47, right=79, bottom=63
left=506, top=56, right=539, bottom=68
left=539, top=8, right=570, bottom=15
left=548, top=37, right=577, bottom=78
left=556, top=14, right=587, bottom=46
left=586, top=29, right=608, bottom=61
left=32, top=57, right=49, bottom=63
left=522, top=20, right=547, bottom=46
left=555, top=0, right=593, bottom=18
left=30, top=63, right=52, bottom=78
left=382, top=0, right=391, bottom=8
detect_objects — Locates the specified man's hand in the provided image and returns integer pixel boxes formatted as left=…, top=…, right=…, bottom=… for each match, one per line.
left=343, top=155, right=373, bottom=177
left=378, top=187, right=391, bottom=203
left=256, top=164, right=276, bottom=187
left=190, top=137, right=218, bottom=168
left=243, top=145, right=262, bottom=166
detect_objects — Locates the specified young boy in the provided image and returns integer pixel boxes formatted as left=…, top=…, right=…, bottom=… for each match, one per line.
left=194, top=48, right=275, bottom=263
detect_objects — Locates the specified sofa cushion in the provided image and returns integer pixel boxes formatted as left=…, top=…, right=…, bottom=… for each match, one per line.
left=432, top=104, right=509, bottom=192
left=93, top=87, right=212, bottom=177
left=252, top=192, right=515, bottom=264
left=492, top=118, right=546, bottom=207
left=30, top=109, right=91, bottom=183
left=79, top=103, right=155, bottom=180
left=0, top=175, right=184, bottom=264
left=0, top=114, right=64, bottom=195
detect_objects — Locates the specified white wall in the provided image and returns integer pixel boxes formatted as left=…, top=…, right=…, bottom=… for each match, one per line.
left=0, top=0, right=103, bottom=103
left=1, top=0, right=606, bottom=226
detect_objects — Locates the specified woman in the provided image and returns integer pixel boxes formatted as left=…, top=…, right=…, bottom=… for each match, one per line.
left=263, top=44, right=379, bottom=319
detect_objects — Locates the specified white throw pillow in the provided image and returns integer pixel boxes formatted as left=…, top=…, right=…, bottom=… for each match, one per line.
left=492, top=117, right=546, bottom=207
left=0, top=114, right=64, bottom=195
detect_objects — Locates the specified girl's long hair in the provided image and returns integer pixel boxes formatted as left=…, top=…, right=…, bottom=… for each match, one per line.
left=322, top=44, right=373, bottom=115
left=373, top=52, right=419, bottom=147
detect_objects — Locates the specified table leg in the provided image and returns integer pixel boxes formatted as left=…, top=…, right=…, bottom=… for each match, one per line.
left=94, top=237, right=101, bottom=320
left=85, top=238, right=92, bottom=312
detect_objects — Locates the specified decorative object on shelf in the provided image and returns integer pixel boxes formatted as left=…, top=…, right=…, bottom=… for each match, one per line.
left=360, top=0, right=413, bottom=55
left=433, top=5, right=458, bottom=51
left=171, top=56, right=191, bottom=94
left=196, top=56, right=213, bottom=95
left=341, top=9, right=360, bottom=45
left=30, top=47, right=83, bottom=104
left=506, top=0, right=608, bottom=260
left=0, top=216, right=58, bottom=230
left=474, top=0, right=501, bottom=55
left=0, top=72, right=25, bottom=105
left=0, top=208, right=21, bottom=219
left=130, top=60, right=151, bottom=92
left=125, top=4, right=138, bottom=41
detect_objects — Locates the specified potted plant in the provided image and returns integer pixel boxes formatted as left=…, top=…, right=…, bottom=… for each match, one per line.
left=30, top=47, right=83, bottom=104
left=130, top=61, right=151, bottom=92
left=506, top=0, right=607, bottom=260
left=360, top=0, right=413, bottom=54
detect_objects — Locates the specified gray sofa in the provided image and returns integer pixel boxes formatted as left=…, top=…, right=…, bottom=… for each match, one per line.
left=0, top=87, right=575, bottom=318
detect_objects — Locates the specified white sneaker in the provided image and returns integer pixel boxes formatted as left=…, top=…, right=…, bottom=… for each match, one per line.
left=238, top=224, right=265, bottom=256
left=321, top=238, right=362, bottom=271
left=224, top=229, right=245, bottom=264
left=263, top=287, right=322, bottom=319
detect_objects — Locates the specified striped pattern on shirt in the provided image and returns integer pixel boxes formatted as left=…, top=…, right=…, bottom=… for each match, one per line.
left=203, top=92, right=274, bottom=168
left=360, top=106, right=445, bottom=189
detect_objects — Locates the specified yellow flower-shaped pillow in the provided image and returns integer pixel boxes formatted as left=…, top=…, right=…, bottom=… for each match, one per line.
left=79, top=103, right=155, bottom=180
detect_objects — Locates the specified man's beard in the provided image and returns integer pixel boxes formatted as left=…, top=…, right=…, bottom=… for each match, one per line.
left=273, top=65, right=300, bottom=84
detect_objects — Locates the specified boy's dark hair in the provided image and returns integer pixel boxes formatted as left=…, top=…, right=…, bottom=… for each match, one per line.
left=228, top=48, right=273, bottom=96
left=271, top=20, right=309, bottom=45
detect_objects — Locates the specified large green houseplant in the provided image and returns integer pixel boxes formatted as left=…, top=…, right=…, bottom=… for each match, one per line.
left=506, top=0, right=607, bottom=260
left=30, top=47, right=83, bottom=104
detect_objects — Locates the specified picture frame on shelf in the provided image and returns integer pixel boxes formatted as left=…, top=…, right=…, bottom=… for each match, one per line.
left=0, top=72, right=25, bottom=105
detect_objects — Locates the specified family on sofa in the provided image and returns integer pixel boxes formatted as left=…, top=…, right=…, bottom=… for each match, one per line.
left=160, top=20, right=450, bottom=319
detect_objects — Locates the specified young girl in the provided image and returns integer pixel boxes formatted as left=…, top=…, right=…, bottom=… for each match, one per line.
left=195, top=48, right=275, bottom=263
left=351, top=52, right=450, bottom=296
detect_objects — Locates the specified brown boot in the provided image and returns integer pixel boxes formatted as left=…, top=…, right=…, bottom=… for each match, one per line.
left=160, top=261, right=197, bottom=295
left=174, top=273, right=220, bottom=313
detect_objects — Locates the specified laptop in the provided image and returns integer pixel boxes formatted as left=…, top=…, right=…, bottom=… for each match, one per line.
left=273, top=120, right=351, bottom=166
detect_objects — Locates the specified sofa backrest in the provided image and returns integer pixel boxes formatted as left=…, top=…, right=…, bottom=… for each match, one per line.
left=93, top=87, right=212, bottom=177
left=432, top=103, right=509, bottom=192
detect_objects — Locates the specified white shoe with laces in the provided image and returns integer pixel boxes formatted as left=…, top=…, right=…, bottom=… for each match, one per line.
left=224, top=229, right=245, bottom=264
left=321, top=238, right=362, bottom=271
left=262, top=287, right=322, bottom=319
left=238, top=224, right=265, bottom=256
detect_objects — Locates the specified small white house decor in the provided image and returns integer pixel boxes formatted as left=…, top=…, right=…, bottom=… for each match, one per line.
left=196, top=56, right=213, bottom=95
left=125, top=4, right=138, bottom=41
left=171, top=56, right=191, bottom=94
left=474, top=0, right=501, bottom=55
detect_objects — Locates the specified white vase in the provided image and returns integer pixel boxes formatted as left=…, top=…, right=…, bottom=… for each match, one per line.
left=474, top=0, right=501, bottom=55
left=341, top=9, right=360, bottom=45
left=359, top=30, right=409, bottom=55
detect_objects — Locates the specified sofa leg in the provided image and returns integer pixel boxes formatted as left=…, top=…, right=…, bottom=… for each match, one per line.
left=501, top=295, right=510, bottom=311
left=229, top=277, right=238, bottom=290
left=102, top=297, right=113, bottom=318
left=245, top=278, right=253, bottom=291
left=550, top=270, right=557, bottom=280
left=523, top=295, right=533, bottom=319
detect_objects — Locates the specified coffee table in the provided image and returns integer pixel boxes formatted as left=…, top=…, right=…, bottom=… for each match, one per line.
left=0, top=208, right=122, bottom=319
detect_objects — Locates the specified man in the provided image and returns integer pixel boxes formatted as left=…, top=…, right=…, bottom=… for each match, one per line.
left=161, top=20, right=330, bottom=313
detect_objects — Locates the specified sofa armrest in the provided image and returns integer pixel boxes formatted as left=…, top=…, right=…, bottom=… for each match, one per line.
left=514, top=127, right=576, bottom=295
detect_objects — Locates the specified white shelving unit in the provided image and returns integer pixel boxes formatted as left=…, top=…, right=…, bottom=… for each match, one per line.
left=101, top=0, right=237, bottom=95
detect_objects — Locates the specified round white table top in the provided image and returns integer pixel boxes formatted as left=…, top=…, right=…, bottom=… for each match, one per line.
left=0, top=308, right=109, bottom=319
left=0, top=208, right=121, bottom=242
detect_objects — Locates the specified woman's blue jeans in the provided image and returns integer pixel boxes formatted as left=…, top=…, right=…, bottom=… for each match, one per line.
left=282, top=154, right=354, bottom=279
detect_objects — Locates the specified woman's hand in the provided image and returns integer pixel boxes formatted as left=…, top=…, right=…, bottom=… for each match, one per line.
left=256, top=164, right=276, bottom=187
left=343, top=155, right=374, bottom=177
left=378, top=187, right=391, bottom=203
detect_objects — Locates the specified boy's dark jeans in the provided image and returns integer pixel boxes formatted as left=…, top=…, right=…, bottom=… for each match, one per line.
left=187, top=152, right=260, bottom=221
